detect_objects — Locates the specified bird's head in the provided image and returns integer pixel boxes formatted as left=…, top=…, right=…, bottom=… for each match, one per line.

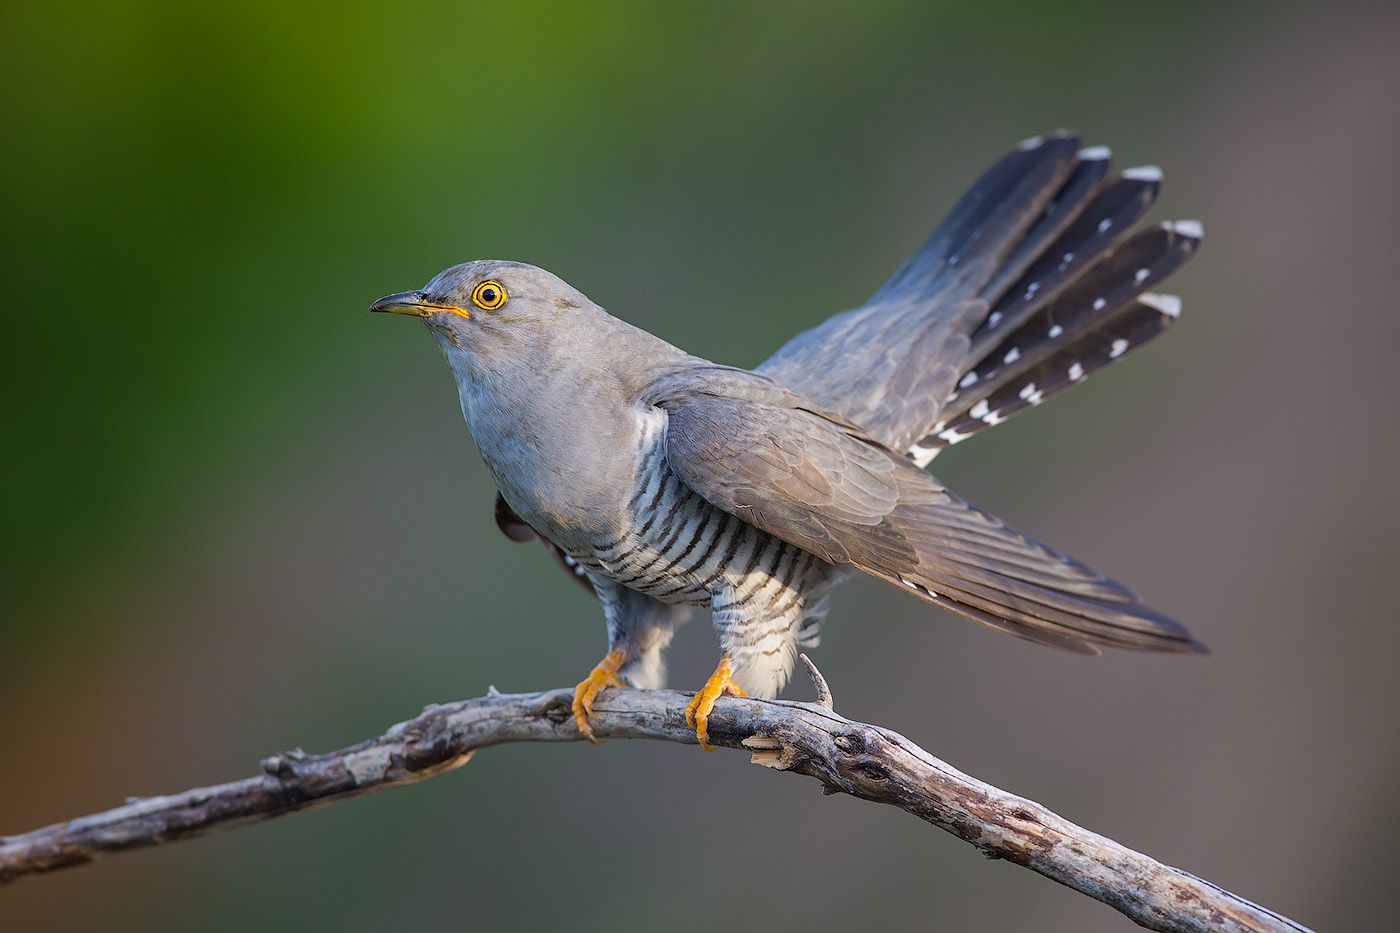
left=370, top=259, right=597, bottom=361
left=371, top=258, right=691, bottom=423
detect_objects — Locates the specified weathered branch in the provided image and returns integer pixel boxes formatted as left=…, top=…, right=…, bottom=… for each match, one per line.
left=1, top=685, right=1307, bottom=933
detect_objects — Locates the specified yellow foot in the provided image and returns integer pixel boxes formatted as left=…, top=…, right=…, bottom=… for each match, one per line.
left=684, top=655, right=747, bottom=752
left=572, top=648, right=628, bottom=744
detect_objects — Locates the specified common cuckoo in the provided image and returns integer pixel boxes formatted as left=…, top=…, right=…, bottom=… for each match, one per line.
left=372, top=132, right=1207, bottom=749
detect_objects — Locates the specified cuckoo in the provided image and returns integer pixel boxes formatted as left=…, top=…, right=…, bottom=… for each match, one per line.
left=371, top=132, right=1207, bottom=750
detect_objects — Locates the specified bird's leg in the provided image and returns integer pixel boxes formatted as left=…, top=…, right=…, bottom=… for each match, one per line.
left=571, top=648, right=628, bottom=743
left=684, top=655, right=747, bottom=751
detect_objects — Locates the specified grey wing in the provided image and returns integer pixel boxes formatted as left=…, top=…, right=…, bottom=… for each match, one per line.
left=659, top=388, right=1204, bottom=654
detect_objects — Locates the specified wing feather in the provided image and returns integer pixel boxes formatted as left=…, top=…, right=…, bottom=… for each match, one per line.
left=658, top=382, right=1204, bottom=654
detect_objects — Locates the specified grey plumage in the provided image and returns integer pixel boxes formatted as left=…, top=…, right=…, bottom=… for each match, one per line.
left=373, top=131, right=1207, bottom=713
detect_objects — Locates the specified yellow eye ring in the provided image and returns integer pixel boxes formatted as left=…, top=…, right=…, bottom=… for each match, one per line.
left=471, top=280, right=507, bottom=311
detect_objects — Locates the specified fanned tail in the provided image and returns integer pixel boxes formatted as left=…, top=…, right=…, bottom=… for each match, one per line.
left=914, top=218, right=1201, bottom=456
left=901, top=155, right=1200, bottom=463
left=758, top=133, right=1200, bottom=464
left=932, top=294, right=1182, bottom=446
left=969, top=165, right=1167, bottom=358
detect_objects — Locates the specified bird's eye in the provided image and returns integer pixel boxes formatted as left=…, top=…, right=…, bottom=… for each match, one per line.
left=471, top=280, right=507, bottom=311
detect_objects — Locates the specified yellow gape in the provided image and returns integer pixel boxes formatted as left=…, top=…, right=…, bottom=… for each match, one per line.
left=471, top=280, right=507, bottom=311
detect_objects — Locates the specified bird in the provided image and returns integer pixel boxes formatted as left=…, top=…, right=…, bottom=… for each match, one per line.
left=371, top=131, right=1207, bottom=750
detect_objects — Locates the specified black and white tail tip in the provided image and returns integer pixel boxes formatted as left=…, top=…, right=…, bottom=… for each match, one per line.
left=902, top=136, right=1202, bottom=467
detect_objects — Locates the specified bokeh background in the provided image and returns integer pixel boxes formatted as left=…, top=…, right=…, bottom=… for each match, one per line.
left=4, top=2, right=1399, bottom=930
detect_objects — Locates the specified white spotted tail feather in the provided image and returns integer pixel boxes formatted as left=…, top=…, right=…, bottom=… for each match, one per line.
left=757, top=132, right=1199, bottom=464
left=919, top=218, right=1202, bottom=458
left=928, top=293, right=1183, bottom=452
left=966, top=167, right=1171, bottom=365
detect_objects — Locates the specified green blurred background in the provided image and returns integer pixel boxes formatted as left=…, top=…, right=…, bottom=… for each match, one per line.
left=4, top=2, right=1398, bottom=929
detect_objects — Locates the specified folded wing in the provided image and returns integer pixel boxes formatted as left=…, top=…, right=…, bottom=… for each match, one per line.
left=659, top=385, right=1205, bottom=654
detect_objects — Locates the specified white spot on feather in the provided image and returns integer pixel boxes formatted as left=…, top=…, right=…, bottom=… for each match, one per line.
left=970, top=400, right=990, bottom=419
left=1093, top=297, right=1107, bottom=311
left=1078, top=145, right=1111, bottom=161
left=938, top=427, right=973, bottom=444
left=1068, top=361, right=1085, bottom=381
left=898, top=575, right=939, bottom=598
left=1170, top=219, right=1204, bottom=238
left=1019, top=383, right=1042, bottom=402
left=1003, top=347, right=1021, bottom=364
left=1110, top=338, right=1129, bottom=358
left=1097, top=218, right=1113, bottom=233
left=987, top=311, right=1003, bottom=328
left=1134, top=267, right=1151, bottom=285
left=1140, top=292, right=1182, bottom=318
left=1024, top=282, right=1041, bottom=301
left=1048, top=324, right=1064, bottom=338
left=1122, top=165, right=1162, bottom=182
left=909, top=443, right=939, bottom=467
left=1018, top=135, right=1045, bottom=150
left=959, top=371, right=979, bottom=389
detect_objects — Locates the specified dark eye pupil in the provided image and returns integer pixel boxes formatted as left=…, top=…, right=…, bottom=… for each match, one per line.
left=482, top=288, right=496, bottom=302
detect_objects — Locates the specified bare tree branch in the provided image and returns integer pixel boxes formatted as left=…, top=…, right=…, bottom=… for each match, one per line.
left=1, top=687, right=1307, bottom=932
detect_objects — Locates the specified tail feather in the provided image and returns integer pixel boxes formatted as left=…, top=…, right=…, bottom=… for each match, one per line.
left=871, top=132, right=1083, bottom=309
left=930, top=295, right=1180, bottom=449
left=956, top=220, right=1199, bottom=412
left=969, top=168, right=1165, bottom=362
left=977, top=147, right=1114, bottom=310
left=914, top=219, right=1200, bottom=455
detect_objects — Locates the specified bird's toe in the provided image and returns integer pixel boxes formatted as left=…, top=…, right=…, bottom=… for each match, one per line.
left=686, top=655, right=746, bottom=752
left=571, top=648, right=628, bottom=743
